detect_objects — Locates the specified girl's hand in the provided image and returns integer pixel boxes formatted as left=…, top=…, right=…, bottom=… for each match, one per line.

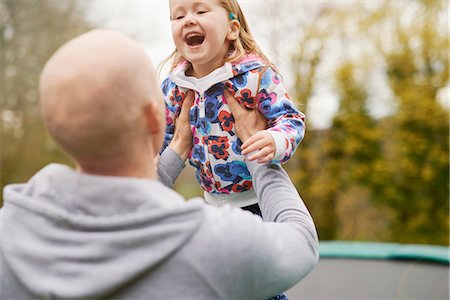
left=169, top=90, right=194, bottom=160
left=241, top=131, right=275, bottom=163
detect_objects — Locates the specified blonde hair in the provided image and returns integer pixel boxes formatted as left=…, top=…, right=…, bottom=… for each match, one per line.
left=159, top=0, right=275, bottom=74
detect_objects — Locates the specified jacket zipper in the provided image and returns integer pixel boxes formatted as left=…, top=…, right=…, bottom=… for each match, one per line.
left=199, top=93, right=205, bottom=118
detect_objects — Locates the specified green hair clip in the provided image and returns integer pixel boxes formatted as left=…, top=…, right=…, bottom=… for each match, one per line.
left=229, top=12, right=238, bottom=20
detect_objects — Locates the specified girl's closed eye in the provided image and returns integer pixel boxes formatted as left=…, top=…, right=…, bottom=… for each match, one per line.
left=197, top=10, right=208, bottom=15
left=171, top=9, right=185, bottom=21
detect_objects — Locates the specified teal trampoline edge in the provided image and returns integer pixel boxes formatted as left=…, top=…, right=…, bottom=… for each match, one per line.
left=319, top=241, right=450, bottom=264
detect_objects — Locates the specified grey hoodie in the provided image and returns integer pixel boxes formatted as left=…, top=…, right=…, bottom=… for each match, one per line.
left=1, top=148, right=318, bottom=300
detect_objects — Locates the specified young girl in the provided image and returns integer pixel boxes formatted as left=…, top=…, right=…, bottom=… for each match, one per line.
left=162, top=2, right=303, bottom=298
left=161, top=0, right=305, bottom=212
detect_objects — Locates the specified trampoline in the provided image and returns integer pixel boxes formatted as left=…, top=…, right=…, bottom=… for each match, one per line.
left=286, top=241, right=449, bottom=300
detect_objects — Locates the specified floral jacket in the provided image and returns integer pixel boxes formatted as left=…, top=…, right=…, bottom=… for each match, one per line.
left=161, top=54, right=305, bottom=195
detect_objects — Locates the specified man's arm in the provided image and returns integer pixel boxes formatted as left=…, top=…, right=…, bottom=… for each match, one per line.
left=207, top=92, right=318, bottom=298
left=245, top=161, right=319, bottom=298
left=192, top=159, right=318, bottom=299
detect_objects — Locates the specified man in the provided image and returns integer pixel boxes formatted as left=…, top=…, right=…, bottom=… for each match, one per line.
left=0, top=29, right=318, bottom=300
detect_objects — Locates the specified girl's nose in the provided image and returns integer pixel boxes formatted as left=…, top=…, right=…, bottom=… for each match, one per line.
left=183, top=15, right=197, bottom=27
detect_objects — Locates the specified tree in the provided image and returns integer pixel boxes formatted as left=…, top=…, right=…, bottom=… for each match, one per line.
left=372, top=0, right=449, bottom=244
left=289, top=0, right=448, bottom=244
left=1, top=0, right=91, bottom=206
left=288, top=6, right=337, bottom=239
left=328, top=62, right=387, bottom=241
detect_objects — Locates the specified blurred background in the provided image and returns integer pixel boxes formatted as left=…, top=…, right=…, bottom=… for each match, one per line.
left=1, top=0, right=448, bottom=246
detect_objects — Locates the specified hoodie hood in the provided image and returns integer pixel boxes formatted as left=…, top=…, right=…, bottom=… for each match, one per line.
left=1, top=164, right=204, bottom=299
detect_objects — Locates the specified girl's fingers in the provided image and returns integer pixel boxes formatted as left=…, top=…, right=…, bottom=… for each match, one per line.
left=241, top=133, right=262, bottom=150
left=247, top=146, right=275, bottom=161
left=257, top=153, right=275, bottom=163
left=242, top=139, right=270, bottom=155
left=241, top=131, right=273, bottom=153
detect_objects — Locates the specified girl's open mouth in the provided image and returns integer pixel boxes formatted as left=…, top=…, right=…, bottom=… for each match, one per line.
left=185, top=33, right=205, bottom=47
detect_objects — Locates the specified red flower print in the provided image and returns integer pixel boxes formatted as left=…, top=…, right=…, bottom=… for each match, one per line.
left=170, top=88, right=185, bottom=107
left=208, top=136, right=229, bottom=160
left=231, top=180, right=253, bottom=193
left=236, top=88, right=254, bottom=108
left=218, top=110, right=234, bottom=132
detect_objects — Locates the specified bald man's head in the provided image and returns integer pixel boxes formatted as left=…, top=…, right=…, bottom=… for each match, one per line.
left=39, top=29, right=165, bottom=171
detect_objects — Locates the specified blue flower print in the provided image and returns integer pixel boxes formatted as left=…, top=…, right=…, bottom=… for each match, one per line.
left=192, top=145, right=206, bottom=162
left=237, top=62, right=261, bottom=73
left=197, top=119, right=211, bottom=136
left=190, top=106, right=199, bottom=126
left=167, top=102, right=180, bottom=115
left=205, top=83, right=224, bottom=98
left=258, top=90, right=278, bottom=118
left=259, top=68, right=275, bottom=90
left=231, top=139, right=242, bottom=155
left=161, top=78, right=176, bottom=96
left=260, top=99, right=297, bottom=120
left=280, top=100, right=298, bottom=115
left=230, top=73, right=248, bottom=88
left=204, top=97, right=222, bottom=123
left=214, top=161, right=251, bottom=183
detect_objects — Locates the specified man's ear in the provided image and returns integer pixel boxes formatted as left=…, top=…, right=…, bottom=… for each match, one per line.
left=227, top=20, right=240, bottom=41
left=143, top=101, right=163, bottom=135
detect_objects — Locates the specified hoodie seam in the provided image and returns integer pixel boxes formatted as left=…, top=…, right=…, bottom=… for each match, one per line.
left=4, top=190, right=197, bottom=228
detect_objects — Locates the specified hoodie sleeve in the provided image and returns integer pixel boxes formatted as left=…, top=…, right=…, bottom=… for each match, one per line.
left=157, top=147, right=186, bottom=188
left=193, top=160, right=319, bottom=299
left=256, top=67, right=306, bottom=163
left=239, top=160, right=318, bottom=298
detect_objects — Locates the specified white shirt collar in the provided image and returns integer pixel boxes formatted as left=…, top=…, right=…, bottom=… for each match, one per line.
left=171, top=63, right=233, bottom=94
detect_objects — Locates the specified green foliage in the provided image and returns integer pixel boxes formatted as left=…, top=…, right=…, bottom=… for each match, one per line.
left=331, top=63, right=381, bottom=188
left=0, top=0, right=92, bottom=206
left=373, top=0, right=449, bottom=244
left=291, top=0, right=449, bottom=245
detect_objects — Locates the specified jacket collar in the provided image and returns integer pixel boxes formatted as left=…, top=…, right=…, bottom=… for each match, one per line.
left=229, top=54, right=265, bottom=77
left=170, top=54, right=265, bottom=94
